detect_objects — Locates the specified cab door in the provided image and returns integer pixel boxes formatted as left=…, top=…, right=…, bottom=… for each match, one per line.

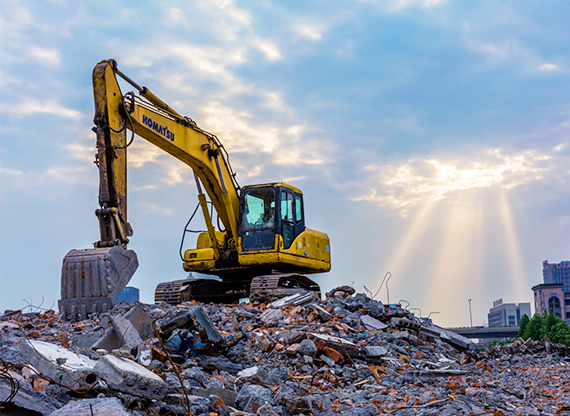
left=280, top=190, right=295, bottom=249
left=279, top=188, right=305, bottom=250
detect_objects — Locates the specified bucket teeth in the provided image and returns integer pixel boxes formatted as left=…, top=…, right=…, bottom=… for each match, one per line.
left=59, top=246, right=138, bottom=321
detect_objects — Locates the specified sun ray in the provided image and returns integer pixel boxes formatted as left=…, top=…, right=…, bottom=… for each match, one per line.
left=385, top=201, right=435, bottom=297
left=498, top=192, right=528, bottom=300
left=424, top=196, right=484, bottom=326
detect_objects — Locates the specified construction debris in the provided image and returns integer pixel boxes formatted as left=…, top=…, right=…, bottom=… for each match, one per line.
left=1, top=287, right=569, bottom=415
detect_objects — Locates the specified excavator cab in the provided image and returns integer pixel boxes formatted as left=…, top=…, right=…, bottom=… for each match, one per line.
left=239, top=184, right=305, bottom=252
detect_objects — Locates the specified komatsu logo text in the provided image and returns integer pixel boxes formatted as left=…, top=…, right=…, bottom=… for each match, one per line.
left=142, top=115, right=175, bottom=141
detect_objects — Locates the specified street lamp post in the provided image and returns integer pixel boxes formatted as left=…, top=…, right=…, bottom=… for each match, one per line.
left=468, top=299, right=473, bottom=328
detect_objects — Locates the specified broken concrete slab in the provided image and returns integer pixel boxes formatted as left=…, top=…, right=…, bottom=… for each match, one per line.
left=237, top=366, right=270, bottom=385
left=391, top=316, right=421, bottom=331
left=93, top=354, right=168, bottom=400
left=259, top=308, right=283, bottom=326
left=159, top=309, right=194, bottom=337
left=0, top=346, right=27, bottom=367
left=0, top=321, right=19, bottom=330
left=195, top=356, right=244, bottom=374
left=18, top=340, right=98, bottom=391
left=192, top=306, right=223, bottom=345
left=124, top=305, right=154, bottom=340
left=71, top=332, right=102, bottom=349
left=49, top=397, right=131, bottom=416
left=360, top=314, right=389, bottom=331
left=362, top=345, right=388, bottom=362
left=308, top=333, right=359, bottom=357
left=269, top=291, right=315, bottom=308
left=311, top=304, right=332, bottom=321
left=91, top=326, right=122, bottom=352
left=235, top=384, right=273, bottom=413
left=421, top=323, right=473, bottom=350
left=0, top=376, right=61, bottom=415
left=187, top=386, right=238, bottom=407
left=111, top=315, right=143, bottom=350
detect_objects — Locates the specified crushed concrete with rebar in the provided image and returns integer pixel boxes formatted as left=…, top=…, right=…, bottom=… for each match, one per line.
left=1, top=286, right=569, bottom=415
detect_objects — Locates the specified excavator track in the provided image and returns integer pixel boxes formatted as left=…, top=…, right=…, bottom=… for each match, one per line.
left=155, top=278, right=250, bottom=305
left=155, top=274, right=321, bottom=305
left=249, top=274, right=321, bottom=303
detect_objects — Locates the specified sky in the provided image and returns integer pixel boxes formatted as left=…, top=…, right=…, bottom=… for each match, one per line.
left=0, top=0, right=569, bottom=328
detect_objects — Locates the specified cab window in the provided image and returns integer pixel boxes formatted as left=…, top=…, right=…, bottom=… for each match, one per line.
left=295, top=194, right=303, bottom=223
left=281, top=192, right=294, bottom=222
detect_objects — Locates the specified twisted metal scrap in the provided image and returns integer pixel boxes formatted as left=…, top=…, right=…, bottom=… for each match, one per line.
left=0, top=358, right=20, bottom=409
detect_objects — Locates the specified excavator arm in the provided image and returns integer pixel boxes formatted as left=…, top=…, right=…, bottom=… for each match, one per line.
left=92, top=59, right=240, bottom=249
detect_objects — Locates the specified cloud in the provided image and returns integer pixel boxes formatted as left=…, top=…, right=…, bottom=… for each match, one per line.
left=0, top=98, right=81, bottom=119
left=467, top=35, right=566, bottom=74
left=353, top=148, right=559, bottom=215
left=199, top=102, right=326, bottom=167
left=26, top=46, right=61, bottom=67
left=252, top=39, right=282, bottom=61
left=360, top=0, right=446, bottom=12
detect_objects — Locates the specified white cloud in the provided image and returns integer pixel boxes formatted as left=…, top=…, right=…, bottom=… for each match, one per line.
left=0, top=99, right=81, bottom=119
left=467, top=36, right=566, bottom=74
left=296, top=24, right=324, bottom=41
left=538, top=63, right=558, bottom=72
left=252, top=39, right=282, bottom=61
left=354, top=148, right=557, bottom=215
left=361, top=0, right=446, bottom=12
left=27, top=46, right=61, bottom=67
left=0, top=167, right=23, bottom=177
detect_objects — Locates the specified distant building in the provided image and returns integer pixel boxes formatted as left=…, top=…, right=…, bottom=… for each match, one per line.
left=543, top=260, right=570, bottom=293
left=532, top=283, right=570, bottom=322
left=119, top=286, right=140, bottom=303
left=532, top=260, right=570, bottom=324
left=487, top=299, right=531, bottom=327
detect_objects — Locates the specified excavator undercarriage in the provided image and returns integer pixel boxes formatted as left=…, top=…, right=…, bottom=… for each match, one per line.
left=154, top=273, right=321, bottom=305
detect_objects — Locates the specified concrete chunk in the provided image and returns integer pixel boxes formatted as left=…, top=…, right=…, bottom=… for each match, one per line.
left=360, top=314, right=389, bottom=331
left=94, top=354, right=168, bottom=400
left=260, top=308, right=283, bottom=326
left=91, top=325, right=122, bottom=351
left=362, top=345, right=388, bottom=362
left=18, top=340, right=97, bottom=391
left=50, top=397, right=131, bottom=415
left=124, top=306, right=154, bottom=339
left=269, top=290, right=315, bottom=308
left=0, top=377, right=61, bottom=415
left=193, top=306, right=223, bottom=345
left=308, top=333, right=359, bottom=357
left=111, top=315, right=143, bottom=349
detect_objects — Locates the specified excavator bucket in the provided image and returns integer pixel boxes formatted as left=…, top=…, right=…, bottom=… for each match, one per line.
left=59, top=246, right=138, bottom=321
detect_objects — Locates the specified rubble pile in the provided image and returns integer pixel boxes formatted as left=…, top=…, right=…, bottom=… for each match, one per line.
left=1, top=286, right=569, bottom=416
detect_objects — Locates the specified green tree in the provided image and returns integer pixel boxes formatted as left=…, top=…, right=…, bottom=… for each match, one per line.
left=542, top=312, right=558, bottom=339
left=523, top=313, right=544, bottom=341
left=518, top=314, right=530, bottom=338
left=546, top=319, right=570, bottom=346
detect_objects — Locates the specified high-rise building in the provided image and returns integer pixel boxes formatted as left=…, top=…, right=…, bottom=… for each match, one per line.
left=487, top=299, right=531, bottom=327
left=543, top=260, right=570, bottom=293
left=532, top=260, right=570, bottom=324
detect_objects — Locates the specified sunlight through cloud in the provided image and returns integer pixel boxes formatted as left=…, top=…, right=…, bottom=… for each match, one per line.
left=355, top=149, right=551, bottom=215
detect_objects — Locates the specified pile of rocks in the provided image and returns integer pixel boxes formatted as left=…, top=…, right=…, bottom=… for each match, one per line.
left=1, top=286, right=569, bottom=415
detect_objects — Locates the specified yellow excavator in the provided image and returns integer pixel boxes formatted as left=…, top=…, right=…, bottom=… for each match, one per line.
left=59, top=59, right=331, bottom=320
